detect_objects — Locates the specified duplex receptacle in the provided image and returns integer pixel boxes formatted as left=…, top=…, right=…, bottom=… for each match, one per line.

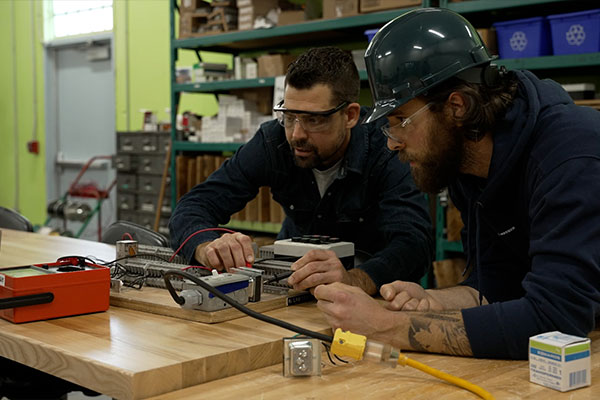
left=283, top=337, right=321, bottom=377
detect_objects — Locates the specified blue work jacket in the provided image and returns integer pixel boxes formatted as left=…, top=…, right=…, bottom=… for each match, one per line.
left=169, top=108, right=433, bottom=287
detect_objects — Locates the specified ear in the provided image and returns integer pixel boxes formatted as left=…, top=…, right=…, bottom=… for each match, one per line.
left=447, top=92, right=467, bottom=119
left=344, top=102, right=361, bottom=129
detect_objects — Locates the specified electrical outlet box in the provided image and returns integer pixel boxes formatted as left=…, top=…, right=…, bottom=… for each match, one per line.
left=283, top=338, right=321, bottom=376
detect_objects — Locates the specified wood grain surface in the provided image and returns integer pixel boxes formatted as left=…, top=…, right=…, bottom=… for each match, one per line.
left=3, top=229, right=598, bottom=400
left=149, top=330, right=600, bottom=400
left=110, top=286, right=291, bottom=323
left=0, top=229, right=331, bottom=399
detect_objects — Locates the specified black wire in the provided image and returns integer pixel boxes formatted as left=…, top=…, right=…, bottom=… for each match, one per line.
left=322, top=342, right=337, bottom=365
left=263, top=270, right=293, bottom=284
left=162, top=270, right=333, bottom=343
left=334, top=354, right=348, bottom=364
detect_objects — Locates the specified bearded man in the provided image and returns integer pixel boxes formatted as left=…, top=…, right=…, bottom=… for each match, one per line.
left=314, top=8, right=600, bottom=359
left=169, top=47, right=433, bottom=294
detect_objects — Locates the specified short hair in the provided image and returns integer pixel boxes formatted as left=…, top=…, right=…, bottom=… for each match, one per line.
left=285, top=47, right=360, bottom=105
left=423, top=70, right=519, bottom=141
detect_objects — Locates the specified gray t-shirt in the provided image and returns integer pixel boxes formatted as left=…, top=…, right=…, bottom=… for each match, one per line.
left=312, top=159, right=342, bottom=197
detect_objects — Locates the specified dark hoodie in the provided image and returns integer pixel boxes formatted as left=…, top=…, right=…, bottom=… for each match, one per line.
left=452, top=70, right=600, bottom=359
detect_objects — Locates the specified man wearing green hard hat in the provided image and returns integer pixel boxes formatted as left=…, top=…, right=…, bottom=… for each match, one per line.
left=314, top=7, right=600, bottom=360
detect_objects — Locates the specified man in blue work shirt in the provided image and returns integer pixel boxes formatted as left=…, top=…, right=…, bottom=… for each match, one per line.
left=169, top=47, right=433, bottom=294
left=314, top=8, right=600, bottom=359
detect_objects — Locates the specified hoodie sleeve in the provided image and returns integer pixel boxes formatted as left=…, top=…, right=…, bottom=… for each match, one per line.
left=462, top=155, right=600, bottom=359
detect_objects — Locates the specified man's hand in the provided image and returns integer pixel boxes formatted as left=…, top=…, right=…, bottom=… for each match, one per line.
left=194, top=232, right=254, bottom=272
left=314, top=282, right=395, bottom=339
left=286, top=249, right=353, bottom=292
left=380, top=281, right=444, bottom=311
left=315, top=282, right=474, bottom=356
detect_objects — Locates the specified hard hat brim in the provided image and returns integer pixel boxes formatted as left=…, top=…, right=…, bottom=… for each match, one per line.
left=362, top=101, right=400, bottom=124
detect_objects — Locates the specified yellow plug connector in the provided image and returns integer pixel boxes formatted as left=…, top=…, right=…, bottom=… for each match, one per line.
left=331, top=328, right=367, bottom=360
left=331, top=328, right=400, bottom=367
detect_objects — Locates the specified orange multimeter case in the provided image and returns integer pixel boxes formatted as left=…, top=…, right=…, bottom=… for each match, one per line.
left=0, top=257, right=110, bottom=323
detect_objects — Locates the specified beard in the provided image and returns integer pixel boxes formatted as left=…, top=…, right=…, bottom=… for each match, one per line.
left=398, top=113, right=464, bottom=194
left=289, top=125, right=347, bottom=170
left=289, top=139, right=323, bottom=169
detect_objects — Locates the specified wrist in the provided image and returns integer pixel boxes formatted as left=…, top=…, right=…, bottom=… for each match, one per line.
left=194, top=242, right=210, bottom=266
left=347, top=268, right=377, bottom=295
left=369, top=308, right=405, bottom=346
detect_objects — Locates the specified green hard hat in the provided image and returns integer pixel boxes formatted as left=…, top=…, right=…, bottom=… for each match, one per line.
left=363, top=8, right=495, bottom=124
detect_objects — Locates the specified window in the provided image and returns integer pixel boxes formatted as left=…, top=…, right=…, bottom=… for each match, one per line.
left=45, top=0, right=113, bottom=41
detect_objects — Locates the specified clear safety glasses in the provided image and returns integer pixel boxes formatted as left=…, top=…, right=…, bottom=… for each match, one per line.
left=273, top=100, right=349, bottom=133
left=381, top=102, right=433, bottom=142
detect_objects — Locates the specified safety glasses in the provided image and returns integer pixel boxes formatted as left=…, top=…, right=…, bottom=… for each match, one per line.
left=382, top=102, right=433, bottom=142
left=273, top=100, right=349, bottom=133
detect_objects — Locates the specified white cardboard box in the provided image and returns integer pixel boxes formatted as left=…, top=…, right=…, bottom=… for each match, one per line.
left=529, top=331, right=591, bottom=392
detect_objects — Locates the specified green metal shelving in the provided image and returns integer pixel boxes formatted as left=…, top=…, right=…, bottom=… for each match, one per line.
left=173, top=9, right=418, bottom=52
left=174, top=77, right=275, bottom=93
left=173, top=53, right=600, bottom=95
left=170, top=0, right=599, bottom=250
left=173, top=141, right=243, bottom=153
left=442, top=0, right=567, bottom=13
left=496, top=53, right=600, bottom=70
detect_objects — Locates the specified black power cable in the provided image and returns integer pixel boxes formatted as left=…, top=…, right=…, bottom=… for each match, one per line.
left=162, top=270, right=333, bottom=343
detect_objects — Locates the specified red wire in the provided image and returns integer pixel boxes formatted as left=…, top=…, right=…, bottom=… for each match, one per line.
left=169, top=227, right=236, bottom=262
left=122, top=232, right=134, bottom=240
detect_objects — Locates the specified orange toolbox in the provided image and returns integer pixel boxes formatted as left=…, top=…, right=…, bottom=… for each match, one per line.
left=0, top=257, right=110, bottom=323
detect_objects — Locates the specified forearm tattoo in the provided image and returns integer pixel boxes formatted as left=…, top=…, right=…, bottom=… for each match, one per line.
left=407, top=311, right=473, bottom=356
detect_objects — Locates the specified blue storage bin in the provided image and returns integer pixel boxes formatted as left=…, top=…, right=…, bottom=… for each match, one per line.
left=547, top=9, right=600, bottom=55
left=365, top=29, right=378, bottom=43
left=493, top=17, right=552, bottom=59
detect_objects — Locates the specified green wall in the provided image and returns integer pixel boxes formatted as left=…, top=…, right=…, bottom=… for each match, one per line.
left=115, top=0, right=230, bottom=132
left=0, top=0, right=228, bottom=227
left=0, top=1, right=46, bottom=225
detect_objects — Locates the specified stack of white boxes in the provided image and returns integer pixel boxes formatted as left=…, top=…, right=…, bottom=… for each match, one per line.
left=200, top=95, right=272, bottom=143
left=238, top=0, right=279, bottom=30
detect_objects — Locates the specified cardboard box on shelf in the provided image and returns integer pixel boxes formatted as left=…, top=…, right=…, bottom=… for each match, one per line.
left=360, top=0, right=420, bottom=13
left=562, top=83, right=596, bottom=100
left=179, top=3, right=237, bottom=38
left=231, top=87, right=274, bottom=115
left=257, top=54, right=296, bottom=78
left=278, top=10, right=305, bottom=26
left=477, top=28, right=497, bottom=55
left=237, top=0, right=279, bottom=31
left=180, top=0, right=211, bottom=13
left=323, top=0, right=359, bottom=19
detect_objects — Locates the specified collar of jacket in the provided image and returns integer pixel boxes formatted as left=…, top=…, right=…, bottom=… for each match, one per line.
left=342, top=108, right=372, bottom=177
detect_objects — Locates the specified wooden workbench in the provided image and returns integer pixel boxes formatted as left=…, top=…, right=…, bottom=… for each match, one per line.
left=1, top=229, right=598, bottom=399
left=149, top=330, right=600, bottom=400
left=0, top=229, right=330, bottom=399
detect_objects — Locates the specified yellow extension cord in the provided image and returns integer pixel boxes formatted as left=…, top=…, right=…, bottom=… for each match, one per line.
left=330, top=329, right=495, bottom=400
left=398, top=354, right=495, bottom=400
